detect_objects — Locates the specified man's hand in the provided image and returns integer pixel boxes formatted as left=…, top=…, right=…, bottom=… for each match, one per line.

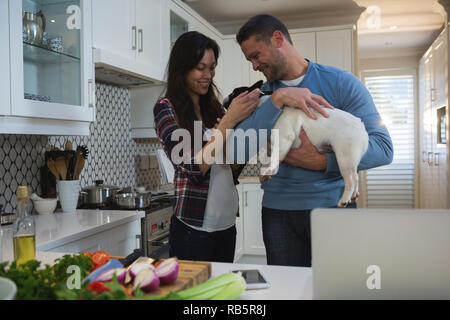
left=284, top=129, right=327, bottom=171
left=271, top=87, right=334, bottom=119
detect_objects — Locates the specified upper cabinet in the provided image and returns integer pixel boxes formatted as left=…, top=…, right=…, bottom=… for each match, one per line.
left=0, top=0, right=11, bottom=117
left=1, top=0, right=95, bottom=135
left=92, top=0, right=170, bottom=84
left=291, top=26, right=355, bottom=74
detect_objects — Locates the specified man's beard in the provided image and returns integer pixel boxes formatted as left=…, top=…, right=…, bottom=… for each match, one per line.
left=265, top=49, right=288, bottom=82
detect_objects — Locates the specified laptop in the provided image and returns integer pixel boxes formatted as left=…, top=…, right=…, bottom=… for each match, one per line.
left=311, top=208, right=450, bottom=300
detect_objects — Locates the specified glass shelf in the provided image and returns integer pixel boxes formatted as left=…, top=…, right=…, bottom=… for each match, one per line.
left=23, top=41, right=80, bottom=64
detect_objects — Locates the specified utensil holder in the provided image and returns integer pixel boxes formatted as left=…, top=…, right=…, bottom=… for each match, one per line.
left=56, top=180, right=80, bottom=213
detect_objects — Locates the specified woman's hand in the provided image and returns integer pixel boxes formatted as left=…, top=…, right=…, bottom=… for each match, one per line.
left=271, top=87, right=334, bottom=120
left=222, top=89, right=260, bottom=127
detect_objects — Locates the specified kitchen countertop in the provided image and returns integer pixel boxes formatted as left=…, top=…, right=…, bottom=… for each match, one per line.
left=26, top=251, right=313, bottom=300
left=1, top=209, right=144, bottom=262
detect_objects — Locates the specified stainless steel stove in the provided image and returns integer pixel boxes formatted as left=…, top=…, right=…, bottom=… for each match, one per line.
left=79, top=193, right=173, bottom=259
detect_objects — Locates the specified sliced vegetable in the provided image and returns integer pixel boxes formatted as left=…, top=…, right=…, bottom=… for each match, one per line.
left=92, top=251, right=110, bottom=267
left=146, top=272, right=246, bottom=300
left=95, top=268, right=127, bottom=284
left=128, top=262, right=155, bottom=280
left=88, top=281, right=111, bottom=293
left=155, top=258, right=179, bottom=284
left=133, top=268, right=160, bottom=293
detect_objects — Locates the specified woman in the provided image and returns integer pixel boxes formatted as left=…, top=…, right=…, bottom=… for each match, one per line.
left=154, top=31, right=260, bottom=262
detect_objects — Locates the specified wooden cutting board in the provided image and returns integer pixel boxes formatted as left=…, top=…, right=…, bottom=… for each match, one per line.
left=111, top=258, right=212, bottom=297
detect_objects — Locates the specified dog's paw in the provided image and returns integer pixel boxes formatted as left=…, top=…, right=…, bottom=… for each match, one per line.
left=351, top=192, right=360, bottom=202
left=338, top=201, right=350, bottom=208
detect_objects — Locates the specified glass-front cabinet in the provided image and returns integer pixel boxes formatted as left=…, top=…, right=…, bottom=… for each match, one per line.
left=3, top=0, right=94, bottom=134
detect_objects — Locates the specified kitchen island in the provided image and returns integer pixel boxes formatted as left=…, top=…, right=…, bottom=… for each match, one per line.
left=1, top=209, right=145, bottom=261
left=30, top=251, right=313, bottom=300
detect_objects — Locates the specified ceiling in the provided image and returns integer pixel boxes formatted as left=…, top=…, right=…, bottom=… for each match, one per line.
left=182, top=0, right=446, bottom=59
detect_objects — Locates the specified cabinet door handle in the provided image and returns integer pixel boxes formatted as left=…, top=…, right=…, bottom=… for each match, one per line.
left=431, top=88, right=436, bottom=102
left=422, top=151, right=427, bottom=163
left=136, top=234, right=141, bottom=249
left=428, top=152, right=433, bottom=166
left=88, top=79, right=95, bottom=108
left=244, top=191, right=248, bottom=207
left=434, top=153, right=440, bottom=166
left=132, top=26, right=137, bottom=50
left=138, top=29, right=143, bottom=52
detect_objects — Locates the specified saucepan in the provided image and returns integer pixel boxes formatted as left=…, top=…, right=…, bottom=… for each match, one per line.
left=114, top=190, right=152, bottom=209
left=81, top=180, right=122, bottom=207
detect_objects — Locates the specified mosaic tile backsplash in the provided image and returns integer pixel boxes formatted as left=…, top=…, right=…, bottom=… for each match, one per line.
left=0, top=83, right=258, bottom=213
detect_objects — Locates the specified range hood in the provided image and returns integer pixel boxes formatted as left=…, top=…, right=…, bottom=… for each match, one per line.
left=93, top=48, right=165, bottom=88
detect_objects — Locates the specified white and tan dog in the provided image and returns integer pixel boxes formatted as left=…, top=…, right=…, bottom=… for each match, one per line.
left=224, top=81, right=369, bottom=207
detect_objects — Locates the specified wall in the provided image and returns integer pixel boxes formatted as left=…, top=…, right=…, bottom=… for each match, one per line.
left=0, top=83, right=160, bottom=213
left=0, top=82, right=257, bottom=213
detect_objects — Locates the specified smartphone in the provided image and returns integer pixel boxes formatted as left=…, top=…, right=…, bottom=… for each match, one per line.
left=232, top=269, right=271, bottom=290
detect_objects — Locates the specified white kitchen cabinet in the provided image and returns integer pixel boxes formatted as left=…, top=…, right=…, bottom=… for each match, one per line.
left=418, top=27, right=449, bottom=209
left=92, top=0, right=170, bottom=83
left=2, top=0, right=95, bottom=135
left=316, top=29, right=353, bottom=73
left=0, top=0, right=11, bottom=116
left=242, top=183, right=265, bottom=255
left=291, top=32, right=316, bottom=63
left=45, top=219, right=142, bottom=257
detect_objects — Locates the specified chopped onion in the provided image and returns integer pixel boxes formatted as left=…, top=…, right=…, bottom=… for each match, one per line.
left=95, top=268, right=127, bottom=284
left=155, top=258, right=179, bottom=284
left=133, top=268, right=160, bottom=292
left=128, top=262, right=155, bottom=280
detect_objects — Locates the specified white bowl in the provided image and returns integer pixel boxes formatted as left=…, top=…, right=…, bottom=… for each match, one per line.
left=33, top=198, right=58, bottom=215
left=0, top=277, right=17, bottom=300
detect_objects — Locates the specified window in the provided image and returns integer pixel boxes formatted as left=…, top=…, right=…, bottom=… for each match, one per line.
left=362, top=71, right=416, bottom=208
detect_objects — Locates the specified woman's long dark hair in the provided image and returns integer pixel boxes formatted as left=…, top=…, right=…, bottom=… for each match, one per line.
left=163, top=31, right=223, bottom=143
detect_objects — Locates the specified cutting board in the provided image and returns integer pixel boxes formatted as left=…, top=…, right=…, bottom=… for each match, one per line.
left=111, top=258, right=212, bottom=297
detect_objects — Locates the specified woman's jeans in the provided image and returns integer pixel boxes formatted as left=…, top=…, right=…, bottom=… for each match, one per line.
left=169, top=215, right=236, bottom=263
left=262, top=203, right=357, bottom=267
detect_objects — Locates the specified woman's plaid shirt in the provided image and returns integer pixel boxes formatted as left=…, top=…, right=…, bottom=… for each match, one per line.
left=154, top=98, right=244, bottom=228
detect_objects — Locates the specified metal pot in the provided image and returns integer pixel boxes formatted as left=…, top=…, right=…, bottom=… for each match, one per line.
left=82, top=180, right=122, bottom=206
left=114, top=191, right=152, bottom=209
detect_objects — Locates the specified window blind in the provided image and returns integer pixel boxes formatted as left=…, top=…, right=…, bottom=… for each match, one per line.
left=363, top=74, right=415, bottom=208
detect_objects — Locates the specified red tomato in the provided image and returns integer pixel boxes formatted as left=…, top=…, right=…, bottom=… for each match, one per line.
left=82, top=251, right=92, bottom=258
left=92, top=251, right=110, bottom=267
left=88, top=281, right=111, bottom=293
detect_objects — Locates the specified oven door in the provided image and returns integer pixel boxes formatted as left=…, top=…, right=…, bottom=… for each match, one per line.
left=148, top=233, right=170, bottom=259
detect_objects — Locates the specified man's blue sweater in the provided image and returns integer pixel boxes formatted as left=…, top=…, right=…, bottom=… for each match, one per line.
left=230, top=60, right=394, bottom=210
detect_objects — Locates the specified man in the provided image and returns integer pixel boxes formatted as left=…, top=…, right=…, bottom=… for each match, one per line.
left=229, top=15, right=393, bottom=267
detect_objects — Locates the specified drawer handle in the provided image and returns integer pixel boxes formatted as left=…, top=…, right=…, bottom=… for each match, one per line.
left=428, top=152, right=433, bottom=166
left=88, top=79, right=95, bottom=108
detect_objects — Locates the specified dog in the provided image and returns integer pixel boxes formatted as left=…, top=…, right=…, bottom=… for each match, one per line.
left=223, top=80, right=369, bottom=207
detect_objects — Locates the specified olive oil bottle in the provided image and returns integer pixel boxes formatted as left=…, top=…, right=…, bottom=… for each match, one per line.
left=13, top=186, right=35, bottom=265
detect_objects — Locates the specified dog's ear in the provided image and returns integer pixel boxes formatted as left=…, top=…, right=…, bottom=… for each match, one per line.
left=249, top=80, right=264, bottom=91
left=223, top=85, right=252, bottom=109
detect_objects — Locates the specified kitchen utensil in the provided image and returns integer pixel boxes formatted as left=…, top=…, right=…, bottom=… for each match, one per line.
left=114, top=190, right=152, bottom=209
left=47, top=159, right=60, bottom=180
left=56, top=180, right=80, bottom=213
left=54, top=157, right=67, bottom=180
left=73, top=146, right=84, bottom=180
left=81, top=249, right=145, bottom=284
left=48, top=36, right=63, bottom=53
left=82, top=180, right=122, bottom=207
left=22, top=10, right=46, bottom=45
left=65, top=140, right=73, bottom=151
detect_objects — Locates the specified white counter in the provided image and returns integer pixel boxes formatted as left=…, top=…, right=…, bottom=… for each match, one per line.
left=1, top=209, right=144, bottom=262
left=29, top=251, right=313, bottom=300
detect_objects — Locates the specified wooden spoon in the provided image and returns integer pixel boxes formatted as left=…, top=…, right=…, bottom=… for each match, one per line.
left=73, top=156, right=85, bottom=180
left=55, top=156, right=67, bottom=180
left=47, top=159, right=60, bottom=180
